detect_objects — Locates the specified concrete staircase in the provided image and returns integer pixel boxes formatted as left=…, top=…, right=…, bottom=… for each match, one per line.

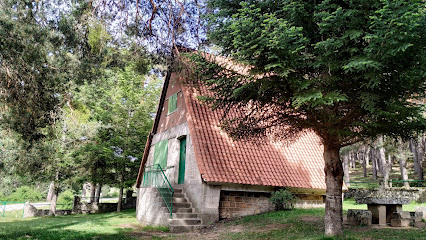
left=158, top=187, right=203, bottom=232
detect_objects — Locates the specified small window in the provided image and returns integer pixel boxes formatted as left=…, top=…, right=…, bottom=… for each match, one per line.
left=168, top=93, right=178, bottom=114
left=153, top=139, right=168, bottom=169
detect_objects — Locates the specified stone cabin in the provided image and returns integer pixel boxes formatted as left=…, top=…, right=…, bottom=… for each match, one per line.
left=135, top=58, right=327, bottom=230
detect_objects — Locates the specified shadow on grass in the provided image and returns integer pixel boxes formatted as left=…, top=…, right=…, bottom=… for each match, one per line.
left=0, top=209, right=140, bottom=240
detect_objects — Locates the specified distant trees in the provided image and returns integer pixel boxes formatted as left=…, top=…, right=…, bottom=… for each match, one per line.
left=341, top=135, right=425, bottom=187
left=0, top=0, right=161, bottom=214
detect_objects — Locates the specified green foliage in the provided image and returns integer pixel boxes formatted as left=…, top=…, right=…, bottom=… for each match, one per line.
left=1, top=186, right=43, bottom=202
left=269, top=189, right=296, bottom=211
left=57, top=190, right=75, bottom=206
left=198, top=0, right=426, bottom=145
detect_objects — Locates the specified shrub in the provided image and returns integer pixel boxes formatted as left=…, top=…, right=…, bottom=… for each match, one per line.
left=269, top=189, right=296, bottom=211
left=3, top=186, right=43, bottom=202
left=57, top=190, right=74, bottom=206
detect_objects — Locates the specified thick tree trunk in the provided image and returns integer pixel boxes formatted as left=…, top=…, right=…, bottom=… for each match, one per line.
left=95, top=184, right=102, bottom=204
left=46, top=181, right=54, bottom=201
left=89, top=182, right=96, bottom=203
left=398, top=151, right=410, bottom=188
left=117, top=187, right=124, bottom=212
left=48, top=183, right=59, bottom=216
left=343, top=155, right=350, bottom=187
left=323, top=143, right=343, bottom=237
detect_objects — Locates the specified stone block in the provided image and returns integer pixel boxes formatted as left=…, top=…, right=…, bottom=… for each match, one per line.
left=391, top=211, right=412, bottom=227
left=414, top=207, right=426, bottom=220
left=409, top=211, right=423, bottom=223
left=347, top=209, right=372, bottom=226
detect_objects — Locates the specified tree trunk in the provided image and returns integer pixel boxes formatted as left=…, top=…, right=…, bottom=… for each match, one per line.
left=48, top=183, right=59, bottom=216
left=46, top=181, right=55, bottom=202
left=398, top=151, right=410, bottom=188
left=363, top=146, right=370, bottom=177
left=371, top=149, right=377, bottom=180
left=323, top=143, right=343, bottom=237
left=90, top=182, right=96, bottom=203
left=410, top=139, right=420, bottom=177
left=343, top=155, right=350, bottom=187
left=117, top=187, right=124, bottom=212
left=82, top=183, right=87, bottom=198
left=378, top=138, right=389, bottom=188
left=95, top=184, right=102, bottom=204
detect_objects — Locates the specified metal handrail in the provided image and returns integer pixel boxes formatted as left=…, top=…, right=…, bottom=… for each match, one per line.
left=142, top=164, right=174, bottom=218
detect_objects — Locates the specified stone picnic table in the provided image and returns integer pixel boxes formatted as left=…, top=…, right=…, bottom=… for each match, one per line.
left=355, top=197, right=410, bottom=225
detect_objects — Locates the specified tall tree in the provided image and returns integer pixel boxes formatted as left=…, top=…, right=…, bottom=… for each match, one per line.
left=189, top=0, right=426, bottom=236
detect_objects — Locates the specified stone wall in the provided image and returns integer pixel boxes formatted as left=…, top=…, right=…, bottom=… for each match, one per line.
left=23, top=203, right=72, bottom=218
left=72, top=191, right=137, bottom=215
left=344, top=188, right=425, bottom=202
left=219, top=190, right=274, bottom=219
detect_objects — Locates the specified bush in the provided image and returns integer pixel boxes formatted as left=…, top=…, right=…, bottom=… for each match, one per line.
left=3, top=186, right=43, bottom=202
left=269, top=189, right=296, bottom=211
left=57, top=190, right=74, bottom=206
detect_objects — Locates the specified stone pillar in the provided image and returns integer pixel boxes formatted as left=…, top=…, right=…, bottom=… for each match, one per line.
left=368, top=204, right=386, bottom=225
left=386, top=205, right=402, bottom=223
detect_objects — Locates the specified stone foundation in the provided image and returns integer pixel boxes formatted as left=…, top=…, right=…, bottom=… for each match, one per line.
left=219, top=191, right=274, bottom=219
left=294, top=194, right=324, bottom=208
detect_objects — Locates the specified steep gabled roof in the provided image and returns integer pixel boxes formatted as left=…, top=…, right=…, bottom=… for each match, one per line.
left=137, top=55, right=326, bottom=190
left=182, top=83, right=326, bottom=189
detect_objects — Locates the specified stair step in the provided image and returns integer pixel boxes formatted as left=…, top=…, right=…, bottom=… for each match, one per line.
left=155, top=192, right=185, bottom=198
left=173, top=213, right=198, bottom=218
left=161, top=202, right=191, bottom=208
left=168, top=218, right=202, bottom=225
left=161, top=207, right=194, bottom=213
left=170, top=225, right=204, bottom=232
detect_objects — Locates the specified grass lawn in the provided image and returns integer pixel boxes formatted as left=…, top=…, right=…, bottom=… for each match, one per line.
left=1, top=201, right=425, bottom=240
left=0, top=209, right=143, bottom=240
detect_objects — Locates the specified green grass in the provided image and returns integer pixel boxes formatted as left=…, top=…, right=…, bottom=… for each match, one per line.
left=1, top=203, right=425, bottom=240
left=0, top=209, right=141, bottom=240
left=221, top=206, right=426, bottom=240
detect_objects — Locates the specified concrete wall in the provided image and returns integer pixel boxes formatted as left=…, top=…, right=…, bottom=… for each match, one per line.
left=137, top=122, right=221, bottom=225
left=136, top=187, right=169, bottom=226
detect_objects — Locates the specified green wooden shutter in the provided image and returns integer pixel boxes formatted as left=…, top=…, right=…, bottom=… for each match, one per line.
left=153, top=139, right=168, bottom=169
left=168, top=93, right=177, bottom=114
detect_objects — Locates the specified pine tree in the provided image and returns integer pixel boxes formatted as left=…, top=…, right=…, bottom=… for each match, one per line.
left=190, top=0, right=426, bottom=236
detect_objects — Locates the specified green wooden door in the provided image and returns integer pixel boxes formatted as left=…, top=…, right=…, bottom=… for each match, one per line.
left=178, top=137, right=186, bottom=184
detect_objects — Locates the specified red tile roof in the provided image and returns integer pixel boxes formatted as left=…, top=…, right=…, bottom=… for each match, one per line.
left=182, top=84, right=326, bottom=190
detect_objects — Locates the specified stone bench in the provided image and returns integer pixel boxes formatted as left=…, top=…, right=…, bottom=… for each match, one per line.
left=355, top=197, right=409, bottom=225
left=414, top=207, right=426, bottom=220
left=347, top=209, right=372, bottom=226
left=390, top=211, right=423, bottom=227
